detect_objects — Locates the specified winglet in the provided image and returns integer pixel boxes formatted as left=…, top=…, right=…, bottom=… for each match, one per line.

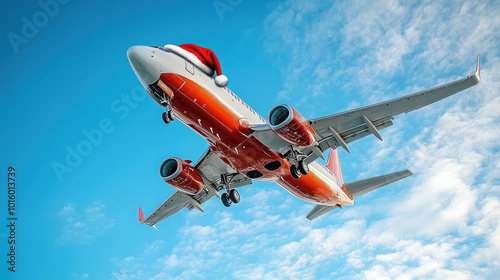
left=139, top=207, right=160, bottom=231
left=476, top=56, right=481, bottom=82
left=139, top=207, right=145, bottom=222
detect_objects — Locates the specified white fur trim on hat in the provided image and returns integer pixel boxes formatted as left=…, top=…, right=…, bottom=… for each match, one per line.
left=215, top=75, right=228, bottom=87
left=164, top=44, right=214, bottom=76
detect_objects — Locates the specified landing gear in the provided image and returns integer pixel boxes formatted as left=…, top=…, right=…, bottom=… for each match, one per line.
left=298, top=160, right=309, bottom=175
left=219, top=174, right=241, bottom=207
left=162, top=112, right=170, bottom=124
left=290, top=164, right=301, bottom=179
left=160, top=96, right=175, bottom=124
left=162, top=110, right=176, bottom=124
left=284, top=146, right=310, bottom=179
left=290, top=161, right=309, bottom=179
left=229, top=189, right=240, bottom=203
left=167, top=110, right=175, bottom=121
left=221, top=193, right=232, bottom=207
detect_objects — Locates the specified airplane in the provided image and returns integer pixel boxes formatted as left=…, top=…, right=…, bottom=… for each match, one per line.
left=127, top=43, right=480, bottom=229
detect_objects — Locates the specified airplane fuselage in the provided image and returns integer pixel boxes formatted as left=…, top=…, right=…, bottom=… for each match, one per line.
left=129, top=46, right=353, bottom=207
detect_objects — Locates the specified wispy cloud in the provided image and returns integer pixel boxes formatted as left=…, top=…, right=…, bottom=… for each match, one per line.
left=111, top=256, right=148, bottom=280
left=57, top=200, right=115, bottom=245
left=143, top=239, right=165, bottom=255
left=262, top=0, right=497, bottom=114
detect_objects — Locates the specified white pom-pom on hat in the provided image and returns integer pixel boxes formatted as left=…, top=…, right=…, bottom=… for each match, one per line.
left=215, top=75, right=228, bottom=87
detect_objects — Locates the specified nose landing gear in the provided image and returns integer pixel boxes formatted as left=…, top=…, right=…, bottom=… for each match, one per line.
left=161, top=110, right=176, bottom=124
left=160, top=95, right=175, bottom=124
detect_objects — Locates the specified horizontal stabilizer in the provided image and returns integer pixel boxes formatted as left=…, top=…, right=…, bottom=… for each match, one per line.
left=306, top=169, right=413, bottom=220
left=306, top=204, right=339, bottom=220
left=345, top=169, right=413, bottom=198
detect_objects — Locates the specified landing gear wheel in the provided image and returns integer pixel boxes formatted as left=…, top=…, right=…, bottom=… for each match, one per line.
left=298, top=160, right=309, bottom=175
left=229, top=189, right=240, bottom=204
left=221, top=192, right=232, bottom=207
left=167, top=110, right=176, bottom=121
left=161, top=112, right=171, bottom=124
left=290, top=164, right=302, bottom=179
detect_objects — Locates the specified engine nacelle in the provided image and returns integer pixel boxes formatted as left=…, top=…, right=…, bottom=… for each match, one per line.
left=159, top=157, right=204, bottom=195
left=268, top=104, right=315, bottom=147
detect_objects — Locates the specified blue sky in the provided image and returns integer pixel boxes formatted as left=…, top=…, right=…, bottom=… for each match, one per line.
left=1, top=0, right=499, bottom=279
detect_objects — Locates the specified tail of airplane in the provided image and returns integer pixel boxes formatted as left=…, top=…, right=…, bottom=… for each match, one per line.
left=306, top=149, right=413, bottom=220
left=326, top=149, right=344, bottom=185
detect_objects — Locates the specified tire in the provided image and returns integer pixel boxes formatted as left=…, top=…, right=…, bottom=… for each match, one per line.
left=162, top=112, right=170, bottom=124
left=221, top=193, right=232, bottom=207
left=290, top=164, right=301, bottom=179
left=167, top=110, right=176, bottom=121
left=298, top=160, right=309, bottom=175
left=229, top=189, right=240, bottom=204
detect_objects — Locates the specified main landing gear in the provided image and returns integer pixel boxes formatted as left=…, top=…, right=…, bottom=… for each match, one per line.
left=221, top=189, right=240, bottom=207
left=285, top=147, right=309, bottom=179
left=220, top=174, right=240, bottom=207
left=290, top=160, right=309, bottom=179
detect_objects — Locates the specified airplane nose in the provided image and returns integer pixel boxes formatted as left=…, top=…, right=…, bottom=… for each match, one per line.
left=127, top=46, right=159, bottom=86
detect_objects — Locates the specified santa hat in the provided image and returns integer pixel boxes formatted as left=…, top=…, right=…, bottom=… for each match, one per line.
left=164, top=44, right=228, bottom=87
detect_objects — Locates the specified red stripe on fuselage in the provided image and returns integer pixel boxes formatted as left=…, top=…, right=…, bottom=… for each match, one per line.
left=158, top=73, right=342, bottom=205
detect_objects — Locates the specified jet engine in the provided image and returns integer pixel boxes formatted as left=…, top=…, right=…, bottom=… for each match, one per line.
left=159, top=157, right=204, bottom=195
left=268, top=104, right=315, bottom=147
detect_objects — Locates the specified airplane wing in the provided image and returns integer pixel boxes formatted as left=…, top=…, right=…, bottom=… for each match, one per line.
left=139, top=149, right=252, bottom=229
left=306, top=169, right=413, bottom=220
left=253, top=58, right=481, bottom=161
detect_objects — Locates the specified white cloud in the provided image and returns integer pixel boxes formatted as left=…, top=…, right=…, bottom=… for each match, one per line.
left=365, top=240, right=472, bottom=279
left=111, top=256, right=148, bottom=280
left=143, top=240, right=165, bottom=255
left=57, top=200, right=115, bottom=245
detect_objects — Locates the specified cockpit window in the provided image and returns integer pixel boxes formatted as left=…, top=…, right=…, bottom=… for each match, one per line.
left=152, top=46, right=170, bottom=52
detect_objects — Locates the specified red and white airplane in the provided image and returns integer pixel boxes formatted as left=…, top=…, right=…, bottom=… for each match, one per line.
left=128, top=44, right=480, bottom=229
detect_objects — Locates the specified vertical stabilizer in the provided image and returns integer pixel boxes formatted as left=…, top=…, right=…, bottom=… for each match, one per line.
left=326, top=149, right=344, bottom=185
